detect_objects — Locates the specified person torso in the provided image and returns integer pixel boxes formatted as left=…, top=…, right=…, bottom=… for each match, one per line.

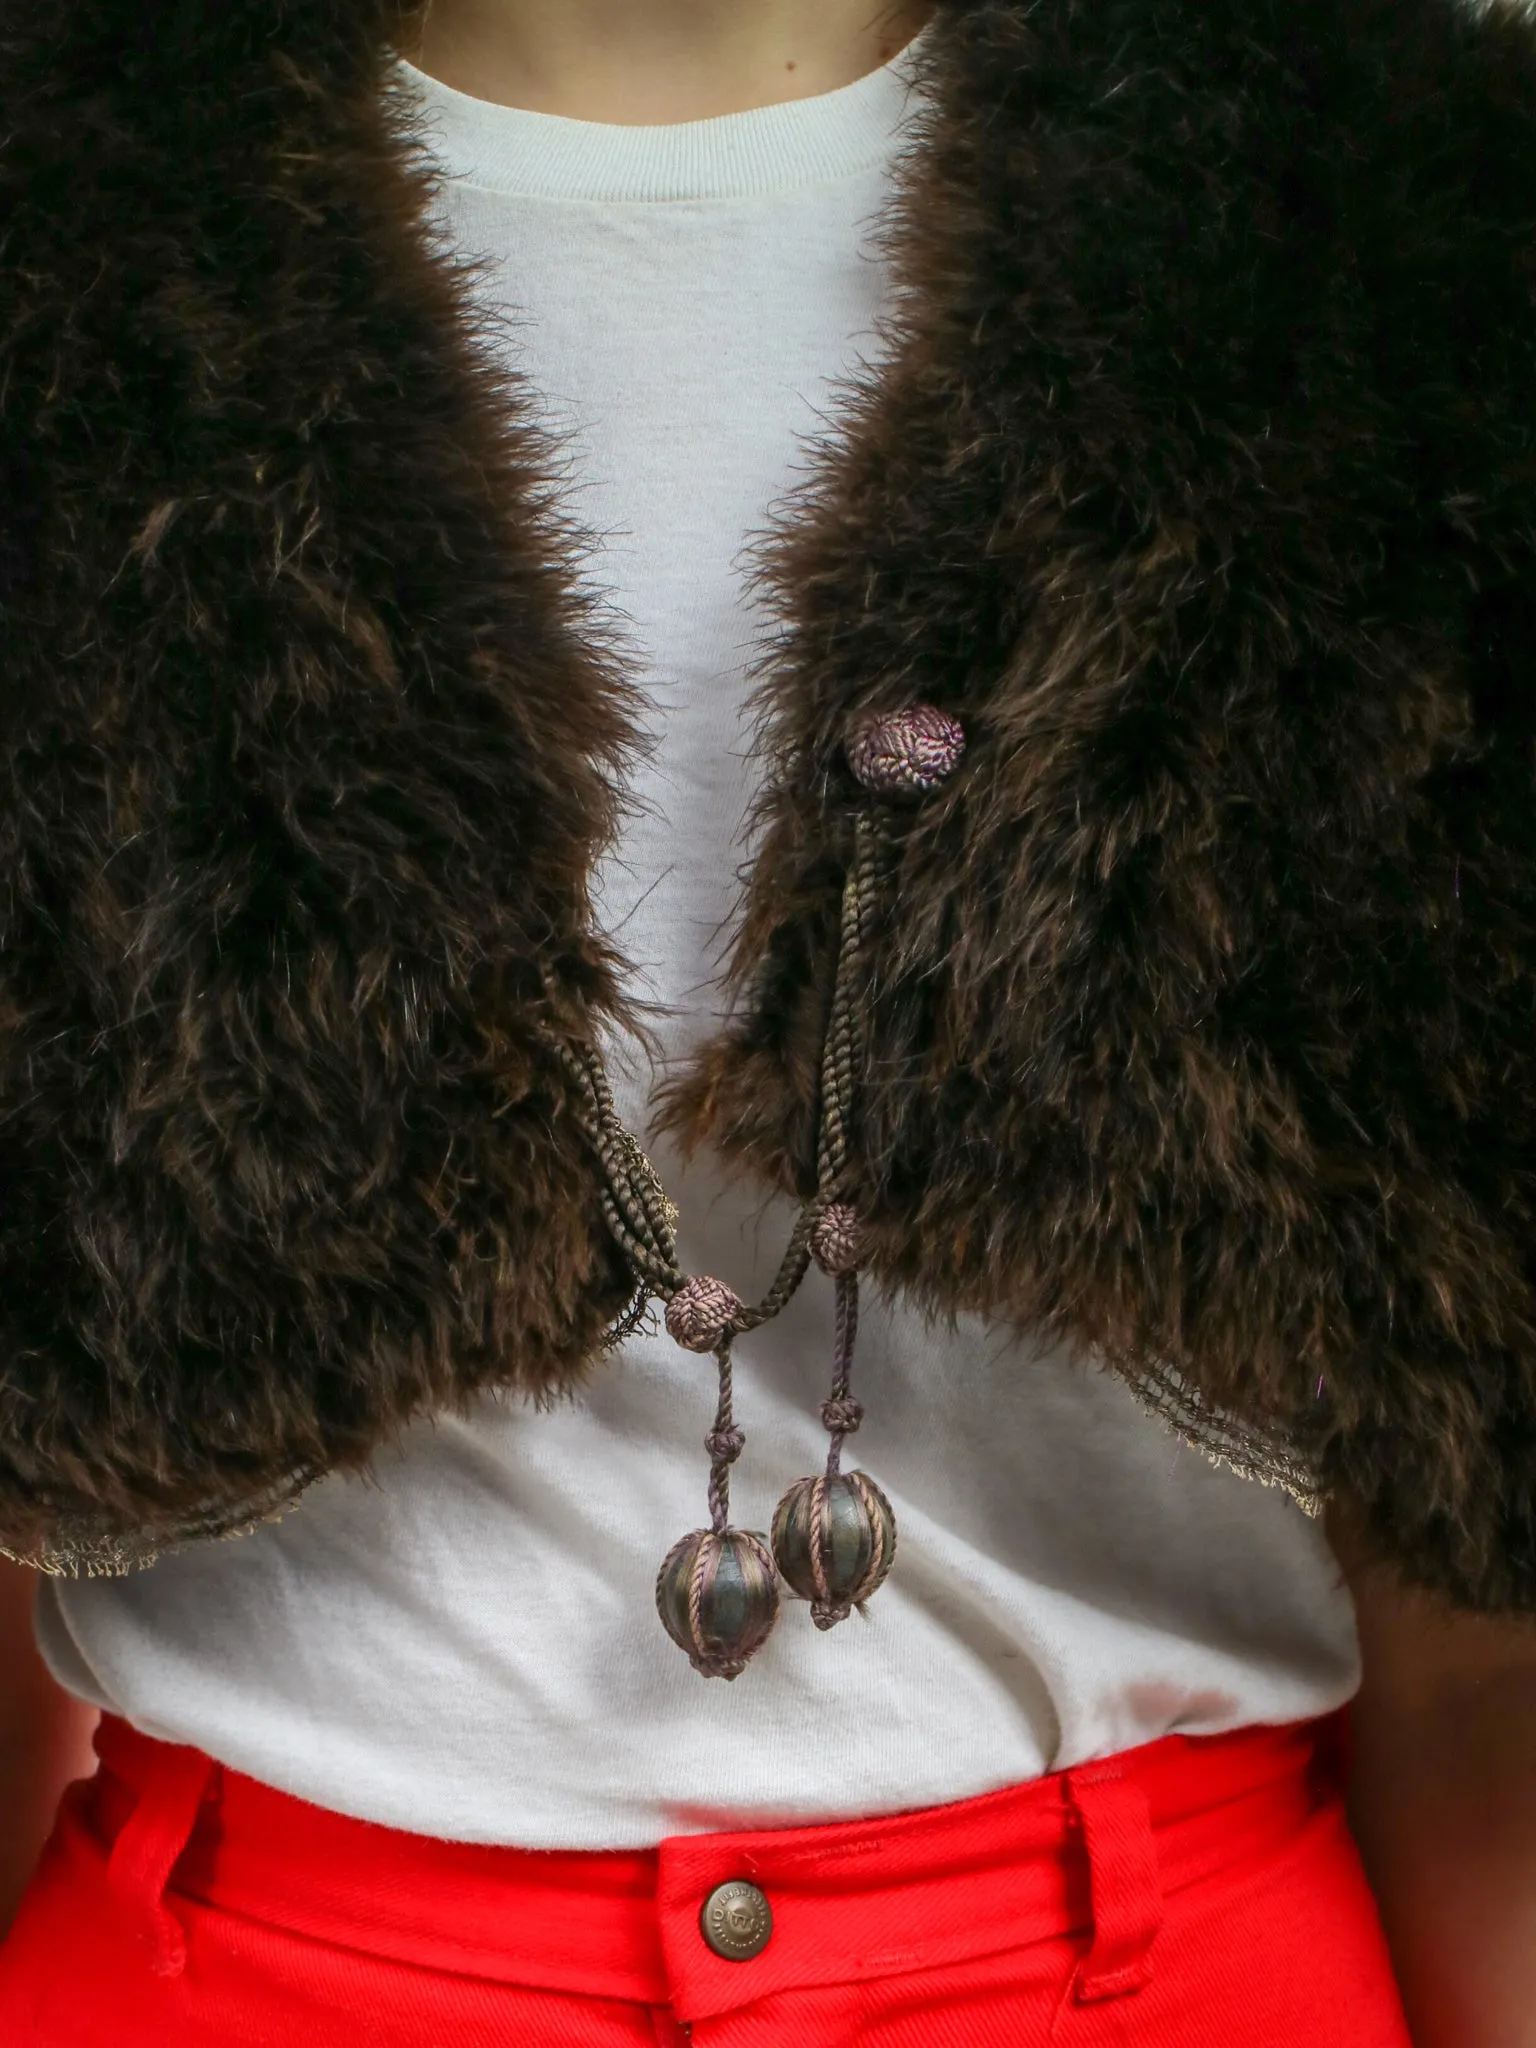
left=34, top=35, right=1360, bottom=1848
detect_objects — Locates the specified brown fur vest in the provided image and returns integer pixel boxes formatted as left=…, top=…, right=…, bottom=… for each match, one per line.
left=4, top=0, right=1536, bottom=1611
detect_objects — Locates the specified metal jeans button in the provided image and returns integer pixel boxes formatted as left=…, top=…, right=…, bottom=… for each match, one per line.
left=699, top=1878, right=773, bottom=1960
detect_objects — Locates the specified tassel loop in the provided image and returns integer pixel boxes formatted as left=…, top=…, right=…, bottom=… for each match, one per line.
left=572, top=712, right=966, bottom=1676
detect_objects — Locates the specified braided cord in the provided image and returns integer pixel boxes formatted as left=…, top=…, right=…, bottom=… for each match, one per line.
left=553, top=1037, right=684, bottom=1301
left=551, top=805, right=889, bottom=1541
left=559, top=804, right=886, bottom=1347
left=815, top=808, right=885, bottom=1195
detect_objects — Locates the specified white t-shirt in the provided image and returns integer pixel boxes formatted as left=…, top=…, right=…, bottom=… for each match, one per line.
left=35, top=31, right=1361, bottom=1850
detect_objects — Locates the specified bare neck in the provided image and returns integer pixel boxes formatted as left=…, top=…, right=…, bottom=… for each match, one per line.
left=406, top=0, right=935, bottom=124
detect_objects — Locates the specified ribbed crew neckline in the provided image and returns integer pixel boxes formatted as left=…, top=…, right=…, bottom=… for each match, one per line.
left=394, top=24, right=933, bottom=202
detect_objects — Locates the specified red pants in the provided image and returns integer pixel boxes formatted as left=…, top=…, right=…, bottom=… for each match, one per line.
left=0, top=1711, right=1411, bottom=2047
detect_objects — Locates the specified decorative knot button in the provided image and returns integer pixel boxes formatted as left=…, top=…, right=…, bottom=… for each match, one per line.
left=700, top=1879, right=774, bottom=1961
left=846, top=704, right=965, bottom=797
left=810, top=1204, right=862, bottom=1277
left=665, top=1276, right=744, bottom=1354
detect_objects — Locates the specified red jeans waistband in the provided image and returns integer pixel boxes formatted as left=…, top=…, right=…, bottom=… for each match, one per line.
left=87, top=1711, right=1347, bottom=2024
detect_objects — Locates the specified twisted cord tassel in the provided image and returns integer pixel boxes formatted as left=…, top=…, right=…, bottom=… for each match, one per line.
left=554, top=801, right=888, bottom=1347
left=560, top=804, right=893, bottom=1677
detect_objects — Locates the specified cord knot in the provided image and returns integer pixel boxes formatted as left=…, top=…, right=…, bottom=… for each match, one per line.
left=820, top=1397, right=864, bottom=1436
left=810, top=1204, right=862, bottom=1277
left=665, top=1275, right=744, bottom=1354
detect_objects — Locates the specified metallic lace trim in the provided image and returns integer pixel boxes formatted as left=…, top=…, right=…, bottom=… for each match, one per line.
left=1119, top=1362, right=1325, bottom=1516
left=0, top=1460, right=325, bottom=1579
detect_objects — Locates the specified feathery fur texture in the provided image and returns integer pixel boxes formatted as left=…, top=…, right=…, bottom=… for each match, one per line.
left=0, top=0, right=640, bottom=1564
left=6, top=0, right=1536, bottom=1610
left=668, top=0, right=1536, bottom=1612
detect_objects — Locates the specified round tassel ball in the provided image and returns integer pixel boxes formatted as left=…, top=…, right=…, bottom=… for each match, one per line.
left=655, top=1528, right=780, bottom=1680
left=664, top=1275, right=743, bottom=1354
left=845, top=705, right=965, bottom=798
left=771, top=1471, right=897, bottom=1630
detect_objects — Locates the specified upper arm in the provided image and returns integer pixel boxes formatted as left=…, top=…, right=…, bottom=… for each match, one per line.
left=1328, top=1500, right=1536, bottom=1715
left=0, top=1561, right=99, bottom=1934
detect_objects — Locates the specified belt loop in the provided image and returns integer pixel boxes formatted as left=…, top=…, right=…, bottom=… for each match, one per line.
left=105, top=1738, right=218, bottom=1978
left=1063, top=1762, right=1163, bottom=2003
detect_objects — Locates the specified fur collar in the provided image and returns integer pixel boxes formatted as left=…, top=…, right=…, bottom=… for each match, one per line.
left=4, top=0, right=1536, bottom=1609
